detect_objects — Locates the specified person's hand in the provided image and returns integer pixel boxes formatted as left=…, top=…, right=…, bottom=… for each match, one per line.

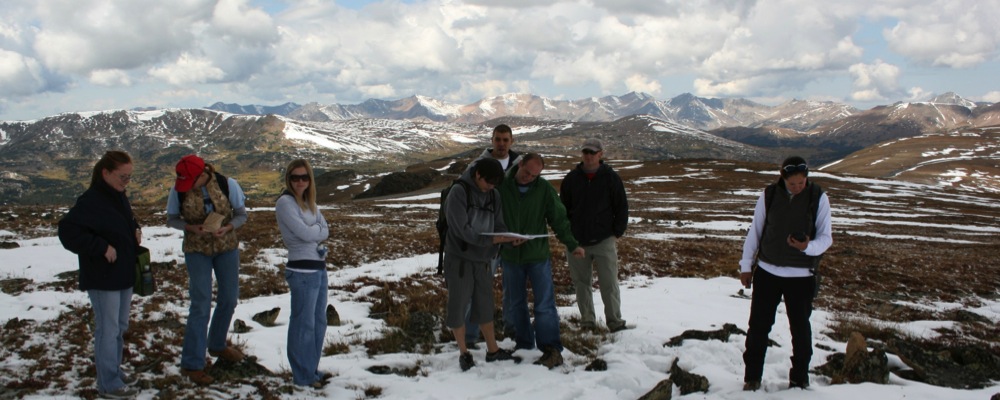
left=740, top=271, right=753, bottom=288
left=511, top=238, right=526, bottom=247
left=492, top=235, right=517, bottom=244
left=135, top=228, right=142, bottom=245
left=787, top=234, right=810, bottom=251
left=212, top=224, right=233, bottom=238
left=186, top=224, right=208, bottom=235
left=104, top=245, right=117, bottom=263
left=571, top=247, right=585, bottom=259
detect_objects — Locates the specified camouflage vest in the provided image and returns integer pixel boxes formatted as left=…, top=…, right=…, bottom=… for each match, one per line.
left=180, top=173, right=239, bottom=255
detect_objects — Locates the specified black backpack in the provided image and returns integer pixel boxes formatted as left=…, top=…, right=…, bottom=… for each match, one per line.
left=436, top=179, right=473, bottom=275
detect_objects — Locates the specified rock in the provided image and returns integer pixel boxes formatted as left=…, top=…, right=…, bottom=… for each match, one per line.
left=949, top=309, right=991, bottom=324
left=252, top=307, right=281, bottom=327
left=663, top=323, right=746, bottom=347
left=990, top=393, right=999, bottom=400
left=353, top=168, right=440, bottom=199
left=232, top=319, right=251, bottom=334
left=888, top=338, right=1000, bottom=389
left=834, top=332, right=889, bottom=384
left=585, top=358, right=608, bottom=371
left=668, top=358, right=709, bottom=395
left=0, top=278, right=31, bottom=295
left=637, top=378, right=673, bottom=400
left=326, top=304, right=341, bottom=326
left=0, top=241, right=19, bottom=249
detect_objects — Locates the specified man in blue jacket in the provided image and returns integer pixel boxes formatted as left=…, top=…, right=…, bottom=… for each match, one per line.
left=560, top=138, right=630, bottom=333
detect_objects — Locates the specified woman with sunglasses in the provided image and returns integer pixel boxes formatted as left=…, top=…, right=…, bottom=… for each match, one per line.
left=58, top=150, right=142, bottom=398
left=275, top=159, right=332, bottom=389
left=738, top=156, right=832, bottom=391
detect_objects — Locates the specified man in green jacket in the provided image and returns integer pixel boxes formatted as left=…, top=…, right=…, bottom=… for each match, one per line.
left=498, top=153, right=585, bottom=369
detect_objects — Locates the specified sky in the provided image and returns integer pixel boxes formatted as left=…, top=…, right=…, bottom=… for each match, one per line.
left=2, top=166, right=1000, bottom=398
left=2, top=0, right=1000, bottom=121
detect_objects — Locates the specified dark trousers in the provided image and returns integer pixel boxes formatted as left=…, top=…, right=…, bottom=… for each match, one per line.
left=743, top=267, right=816, bottom=383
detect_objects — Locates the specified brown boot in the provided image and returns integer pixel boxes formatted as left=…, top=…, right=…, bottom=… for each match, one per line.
left=181, top=369, right=214, bottom=385
left=209, top=347, right=245, bottom=363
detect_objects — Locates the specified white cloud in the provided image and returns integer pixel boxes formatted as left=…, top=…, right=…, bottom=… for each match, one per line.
left=848, top=60, right=902, bottom=101
left=89, top=69, right=131, bottom=87
left=979, top=91, right=1000, bottom=103
left=879, top=1, right=1000, bottom=68
left=0, top=50, right=45, bottom=96
left=147, top=53, right=225, bottom=85
left=624, top=74, right=661, bottom=95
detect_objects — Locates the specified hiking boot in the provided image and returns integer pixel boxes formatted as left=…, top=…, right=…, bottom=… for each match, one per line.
left=533, top=347, right=563, bottom=369
left=608, top=321, right=629, bottom=333
left=788, top=368, right=809, bottom=389
left=99, top=386, right=138, bottom=399
left=743, top=381, right=761, bottom=391
left=181, top=368, right=214, bottom=385
left=209, top=347, right=244, bottom=363
left=485, top=348, right=522, bottom=364
left=459, top=352, right=475, bottom=371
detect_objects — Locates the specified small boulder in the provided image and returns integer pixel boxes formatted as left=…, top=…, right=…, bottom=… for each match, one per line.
left=232, top=319, right=251, bottom=334
left=326, top=304, right=341, bottom=326
left=585, top=358, right=608, bottom=371
left=252, top=307, right=281, bottom=327
left=669, top=358, right=709, bottom=395
left=637, top=378, right=673, bottom=400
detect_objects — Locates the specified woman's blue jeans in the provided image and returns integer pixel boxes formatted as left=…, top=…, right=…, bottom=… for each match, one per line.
left=87, top=288, right=132, bottom=394
left=501, top=259, right=562, bottom=351
left=285, top=269, right=328, bottom=386
left=181, top=249, right=240, bottom=370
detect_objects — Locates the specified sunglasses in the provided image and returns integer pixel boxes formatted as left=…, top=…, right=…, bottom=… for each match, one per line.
left=117, top=173, right=132, bottom=182
left=582, top=149, right=599, bottom=155
left=783, top=163, right=808, bottom=173
left=290, top=174, right=310, bottom=183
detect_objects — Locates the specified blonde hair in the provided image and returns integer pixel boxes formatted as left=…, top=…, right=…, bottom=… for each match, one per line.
left=284, top=159, right=317, bottom=213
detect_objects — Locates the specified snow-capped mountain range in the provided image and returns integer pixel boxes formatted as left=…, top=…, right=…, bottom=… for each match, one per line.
left=0, top=92, right=997, bottom=204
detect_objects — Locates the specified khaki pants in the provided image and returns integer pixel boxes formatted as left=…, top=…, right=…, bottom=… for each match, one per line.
left=567, top=236, right=624, bottom=329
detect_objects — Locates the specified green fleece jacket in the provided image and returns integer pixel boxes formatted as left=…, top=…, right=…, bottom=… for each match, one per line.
left=498, top=164, right=579, bottom=264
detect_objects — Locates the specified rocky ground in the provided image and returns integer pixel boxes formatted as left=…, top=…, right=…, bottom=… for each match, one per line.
left=1, top=158, right=998, bottom=398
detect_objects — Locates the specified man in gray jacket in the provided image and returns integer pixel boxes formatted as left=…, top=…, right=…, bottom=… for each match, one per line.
left=444, top=158, right=521, bottom=371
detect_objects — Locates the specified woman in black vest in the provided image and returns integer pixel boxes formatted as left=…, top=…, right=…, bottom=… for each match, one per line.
left=738, top=156, right=832, bottom=391
left=58, top=150, right=142, bottom=398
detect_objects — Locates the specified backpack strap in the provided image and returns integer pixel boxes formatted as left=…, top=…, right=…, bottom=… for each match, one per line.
left=214, top=172, right=230, bottom=198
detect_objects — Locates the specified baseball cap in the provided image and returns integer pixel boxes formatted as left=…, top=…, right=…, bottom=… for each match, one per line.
left=582, top=138, right=603, bottom=152
left=174, top=155, right=205, bottom=193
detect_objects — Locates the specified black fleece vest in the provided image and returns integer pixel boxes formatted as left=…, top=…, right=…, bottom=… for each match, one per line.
left=758, top=184, right=819, bottom=268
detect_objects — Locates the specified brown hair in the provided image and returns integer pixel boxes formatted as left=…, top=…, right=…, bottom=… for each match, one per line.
left=284, top=159, right=317, bottom=213
left=90, top=150, right=132, bottom=188
left=521, top=152, right=545, bottom=168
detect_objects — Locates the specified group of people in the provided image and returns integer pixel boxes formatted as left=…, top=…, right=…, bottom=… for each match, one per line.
left=58, top=153, right=332, bottom=397
left=442, top=124, right=631, bottom=371
left=57, top=123, right=831, bottom=398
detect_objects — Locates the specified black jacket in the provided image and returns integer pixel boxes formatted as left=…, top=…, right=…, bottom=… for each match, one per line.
left=58, top=179, right=140, bottom=291
left=560, top=161, right=629, bottom=246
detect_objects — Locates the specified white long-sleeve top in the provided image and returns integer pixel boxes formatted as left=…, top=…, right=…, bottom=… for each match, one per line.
left=739, top=188, right=832, bottom=277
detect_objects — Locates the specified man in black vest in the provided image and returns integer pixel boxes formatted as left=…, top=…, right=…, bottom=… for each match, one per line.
left=739, top=156, right=832, bottom=391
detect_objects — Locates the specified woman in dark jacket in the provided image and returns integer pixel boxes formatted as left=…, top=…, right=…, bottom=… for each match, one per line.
left=58, top=150, right=141, bottom=398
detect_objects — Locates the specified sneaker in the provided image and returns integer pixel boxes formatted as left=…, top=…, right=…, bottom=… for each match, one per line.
left=459, top=352, right=475, bottom=371
left=121, top=372, right=138, bottom=386
left=485, top=348, right=522, bottom=364
left=533, top=347, right=563, bottom=369
left=209, top=347, right=245, bottom=363
left=99, top=386, right=138, bottom=399
left=743, top=381, right=761, bottom=391
left=181, top=368, right=214, bottom=385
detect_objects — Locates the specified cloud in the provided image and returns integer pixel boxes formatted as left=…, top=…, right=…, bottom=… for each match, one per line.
left=0, top=50, right=46, bottom=96
left=89, top=69, right=131, bottom=87
left=979, top=91, right=1000, bottom=103
left=879, top=1, right=1000, bottom=68
left=147, top=54, right=225, bottom=85
left=848, top=60, right=901, bottom=101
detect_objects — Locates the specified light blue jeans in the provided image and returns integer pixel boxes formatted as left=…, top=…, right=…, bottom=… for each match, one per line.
left=88, top=288, right=132, bottom=394
left=181, top=249, right=240, bottom=370
left=501, top=259, right=562, bottom=351
left=284, top=269, right=328, bottom=386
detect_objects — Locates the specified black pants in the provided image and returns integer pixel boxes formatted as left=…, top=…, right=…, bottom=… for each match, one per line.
left=743, top=267, right=816, bottom=383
